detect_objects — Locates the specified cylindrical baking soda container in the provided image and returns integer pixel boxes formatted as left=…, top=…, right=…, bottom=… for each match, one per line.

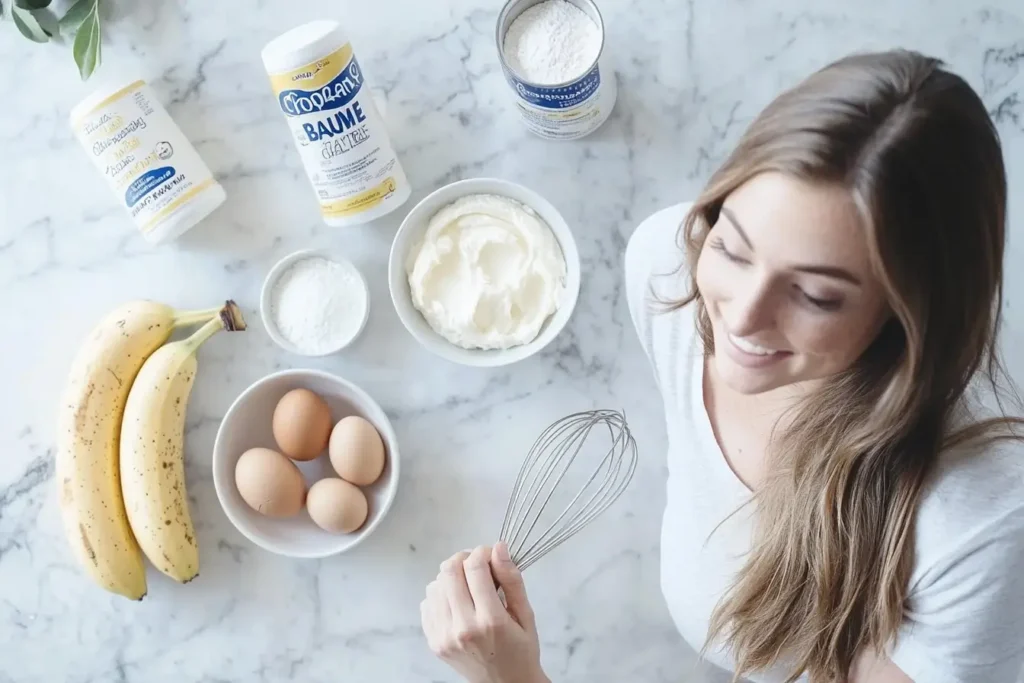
left=262, top=21, right=412, bottom=227
left=496, top=0, right=616, bottom=140
left=69, top=80, right=226, bottom=244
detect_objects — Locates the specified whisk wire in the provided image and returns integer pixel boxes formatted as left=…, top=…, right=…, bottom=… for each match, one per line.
left=520, top=429, right=637, bottom=571
left=504, top=413, right=593, bottom=562
left=500, top=409, right=637, bottom=571
left=505, top=415, right=585, bottom=537
left=511, top=415, right=606, bottom=564
left=517, top=424, right=633, bottom=571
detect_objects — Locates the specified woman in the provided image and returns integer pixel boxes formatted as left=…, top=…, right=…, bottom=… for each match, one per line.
left=419, top=50, right=1024, bottom=683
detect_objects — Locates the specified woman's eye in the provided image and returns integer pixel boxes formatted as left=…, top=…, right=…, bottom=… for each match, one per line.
left=799, top=289, right=843, bottom=312
left=709, top=238, right=747, bottom=265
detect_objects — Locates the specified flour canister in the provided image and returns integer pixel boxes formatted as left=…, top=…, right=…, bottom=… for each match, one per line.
left=262, top=21, right=412, bottom=227
left=69, top=80, right=226, bottom=244
left=496, top=0, right=616, bottom=140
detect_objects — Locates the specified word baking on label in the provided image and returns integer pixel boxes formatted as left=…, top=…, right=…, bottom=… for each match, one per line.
left=302, top=101, right=367, bottom=141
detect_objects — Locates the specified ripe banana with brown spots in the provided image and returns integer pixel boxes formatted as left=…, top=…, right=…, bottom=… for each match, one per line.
left=57, top=301, right=225, bottom=600
left=120, top=302, right=246, bottom=583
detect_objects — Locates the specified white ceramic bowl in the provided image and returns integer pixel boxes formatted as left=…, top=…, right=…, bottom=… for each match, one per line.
left=388, top=177, right=581, bottom=367
left=260, top=248, right=370, bottom=356
left=212, top=369, right=399, bottom=558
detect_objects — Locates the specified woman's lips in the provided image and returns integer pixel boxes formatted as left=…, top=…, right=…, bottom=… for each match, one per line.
left=722, top=332, right=792, bottom=369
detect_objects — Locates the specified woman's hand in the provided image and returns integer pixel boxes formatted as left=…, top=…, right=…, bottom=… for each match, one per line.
left=421, top=542, right=549, bottom=683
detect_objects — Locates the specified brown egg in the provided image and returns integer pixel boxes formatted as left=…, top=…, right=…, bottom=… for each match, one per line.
left=328, top=415, right=385, bottom=485
left=272, top=388, right=332, bottom=461
left=306, top=478, right=368, bottom=533
left=234, top=447, right=306, bottom=517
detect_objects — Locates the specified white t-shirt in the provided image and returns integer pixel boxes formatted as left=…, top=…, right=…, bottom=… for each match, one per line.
left=624, top=203, right=1024, bottom=683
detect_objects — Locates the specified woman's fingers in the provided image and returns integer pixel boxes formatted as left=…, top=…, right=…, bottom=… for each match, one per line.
left=426, top=578, right=452, bottom=623
left=463, top=545, right=504, bottom=620
left=420, top=597, right=436, bottom=646
left=491, top=541, right=535, bottom=630
left=439, top=550, right=474, bottom=624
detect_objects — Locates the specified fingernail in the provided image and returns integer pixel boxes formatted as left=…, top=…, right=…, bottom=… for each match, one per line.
left=495, top=541, right=511, bottom=563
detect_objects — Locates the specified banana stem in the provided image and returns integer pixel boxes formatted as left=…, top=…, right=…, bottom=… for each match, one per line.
left=183, top=315, right=227, bottom=353
left=172, top=301, right=247, bottom=331
left=220, top=300, right=247, bottom=332
left=172, top=306, right=224, bottom=328
left=182, top=301, right=246, bottom=353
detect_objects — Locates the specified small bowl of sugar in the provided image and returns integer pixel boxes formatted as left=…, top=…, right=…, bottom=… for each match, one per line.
left=260, top=249, right=370, bottom=356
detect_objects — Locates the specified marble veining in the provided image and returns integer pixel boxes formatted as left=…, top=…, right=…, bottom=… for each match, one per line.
left=2, top=1, right=1023, bottom=681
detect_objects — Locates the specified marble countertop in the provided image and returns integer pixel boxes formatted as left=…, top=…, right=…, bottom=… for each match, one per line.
left=2, top=1, right=1024, bottom=681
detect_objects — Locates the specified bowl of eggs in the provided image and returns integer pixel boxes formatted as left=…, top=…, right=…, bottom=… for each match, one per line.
left=212, top=369, right=399, bottom=558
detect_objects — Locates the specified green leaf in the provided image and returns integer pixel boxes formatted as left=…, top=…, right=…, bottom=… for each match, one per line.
left=33, top=8, right=59, bottom=37
left=59, top=0, right=94, bottom=33
left=72, top=2, right=100, bottom=80
left=11, top=5, right=49, bottom=42
left=15, top=0, right=51, bottom=9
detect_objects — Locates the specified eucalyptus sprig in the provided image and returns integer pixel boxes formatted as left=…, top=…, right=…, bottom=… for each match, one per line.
left=2, top=0, right=104, bottom=80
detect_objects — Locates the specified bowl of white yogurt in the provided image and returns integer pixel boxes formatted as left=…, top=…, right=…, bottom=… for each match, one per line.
left=389, top=177, right=581, bottom=367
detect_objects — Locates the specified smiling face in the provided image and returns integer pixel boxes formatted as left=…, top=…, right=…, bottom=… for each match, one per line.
left=694, top=172, right=890, bottom=395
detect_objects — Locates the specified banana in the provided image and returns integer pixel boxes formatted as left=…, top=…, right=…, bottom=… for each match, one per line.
left=120, top=301, right=246, bottom=582
left=57, top=300, right=224, bottom=600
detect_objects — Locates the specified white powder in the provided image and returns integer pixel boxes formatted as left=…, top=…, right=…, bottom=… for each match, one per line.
left=503, top=0, right=602, bottom=85
left=269, top=256, right=368, bottom=355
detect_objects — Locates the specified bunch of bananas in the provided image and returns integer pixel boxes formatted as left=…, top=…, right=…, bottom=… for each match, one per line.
left=56, top=300, right=246, bottom=600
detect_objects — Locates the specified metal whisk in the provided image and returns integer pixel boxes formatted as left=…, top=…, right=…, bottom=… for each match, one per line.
left=499, top=410, right=638, bottom=572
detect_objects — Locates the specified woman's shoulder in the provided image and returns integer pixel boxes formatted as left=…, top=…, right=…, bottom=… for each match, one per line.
left=624, top=202, right=693, bottom=325
left=624, top=203, right=696, bottom=373
left=927, top=407, right=1024, bottom=515
left=624, top=202, right=693, bottom=293
left=911, top=426, right=1024, bottom=584
left=893, top=428, right=1024, bottom=680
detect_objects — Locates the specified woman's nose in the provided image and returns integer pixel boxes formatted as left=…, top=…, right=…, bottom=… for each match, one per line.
left=723, top=281, right=775, bottom=336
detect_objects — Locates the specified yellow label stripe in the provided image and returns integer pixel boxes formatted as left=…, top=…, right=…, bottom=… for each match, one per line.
left=322, top=177, right=397, bottom=218
left=268, top=44, right=354, bottom=93
left=72, top=80, right=146, bottom=127
left=139, top=178, right=218, bottom=233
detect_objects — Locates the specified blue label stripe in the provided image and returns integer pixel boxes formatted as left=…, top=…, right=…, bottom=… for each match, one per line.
left=277, top=56, right=364, bottom=117
left=125, top=167, right=175, bottom=207
left=506, top=66, right=602, bottom=110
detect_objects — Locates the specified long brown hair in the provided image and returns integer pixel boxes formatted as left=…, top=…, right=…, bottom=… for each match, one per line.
left=674, top=50, right=1022, bottom=681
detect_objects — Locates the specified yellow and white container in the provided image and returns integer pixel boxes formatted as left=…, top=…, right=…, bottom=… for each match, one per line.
left=262, top=21, right=411, bottom=227
left=70, top=80, right=226, bottom=244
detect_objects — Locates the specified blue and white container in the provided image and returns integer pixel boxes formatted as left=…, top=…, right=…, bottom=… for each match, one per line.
left=262, top=21, right=411, bottom=227
left=70, top=80, right=226, bottom=244
left=496, top=0, right=616, bottom=140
